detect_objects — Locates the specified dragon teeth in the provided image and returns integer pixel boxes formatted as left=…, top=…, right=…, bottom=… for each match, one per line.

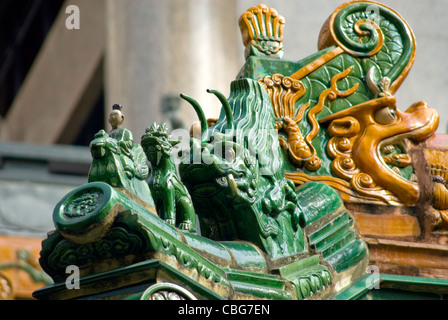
left=392, top=166, right=402, bottom=176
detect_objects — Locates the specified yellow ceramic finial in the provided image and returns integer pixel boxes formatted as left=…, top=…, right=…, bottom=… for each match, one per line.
left=238, top=4, right=285, bottom=59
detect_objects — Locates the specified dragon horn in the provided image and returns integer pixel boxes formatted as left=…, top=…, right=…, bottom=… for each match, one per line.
left=180, top=93, right=209, bottom=141
left=207, top=89, right=234, bottom=132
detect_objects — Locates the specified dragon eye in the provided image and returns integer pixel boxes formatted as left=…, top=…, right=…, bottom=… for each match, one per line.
left=374, top=106, right=397, bottom=125
left=224, top=147, right=235, bottom=161
left=216, top=176, right=227, bottom=186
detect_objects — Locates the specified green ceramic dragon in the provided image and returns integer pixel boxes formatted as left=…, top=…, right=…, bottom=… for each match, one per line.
left=179, top=78, right=367, bottom=269
left=179, top=80, right=303, bottom=258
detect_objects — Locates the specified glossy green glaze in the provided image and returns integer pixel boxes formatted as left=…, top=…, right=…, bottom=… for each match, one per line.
left=38, top=78, right=367, bottom=298
left=141, top=123, right=196, bottom=232
left=179, top=77, right=366, bottom=273
left=88, top=129, right=153, bottom=206
left=180, top=78, right=307, bottom=259
left=333, top=274, right=448, bottom=300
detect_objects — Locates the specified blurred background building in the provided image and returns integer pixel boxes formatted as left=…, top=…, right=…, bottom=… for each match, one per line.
left=0, top=0, right=447, bottom=299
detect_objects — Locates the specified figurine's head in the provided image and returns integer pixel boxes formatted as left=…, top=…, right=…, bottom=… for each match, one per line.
left=141, top=122, right=180, bottom=166
left=108, top=104, right=124, bottom=129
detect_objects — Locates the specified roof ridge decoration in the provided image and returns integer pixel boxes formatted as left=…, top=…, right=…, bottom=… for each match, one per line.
left=237, top=1, right=438, bottom=207
left=34, top=1, right=448, bottom=301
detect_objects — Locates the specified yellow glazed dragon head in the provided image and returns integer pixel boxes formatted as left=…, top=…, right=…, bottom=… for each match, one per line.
left=237, top=2, right=441, bottom=209
left=320, top=95, right=439, bottom=206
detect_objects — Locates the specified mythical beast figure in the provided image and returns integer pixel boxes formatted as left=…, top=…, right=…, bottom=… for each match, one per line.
left=141, top=122, right=196, bottom=232
left=179, top=80, right=303, bottom=257
left=179, top=78, right=367, bottom=271
left=238, top=3, right=440, bottom=208
left=236, top=1, right=447, bottom=278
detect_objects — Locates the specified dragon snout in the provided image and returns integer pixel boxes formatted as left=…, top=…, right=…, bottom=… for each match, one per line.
left=90, top=143, right=106, bottom=159
left=402, top=101, right=439, bottom=141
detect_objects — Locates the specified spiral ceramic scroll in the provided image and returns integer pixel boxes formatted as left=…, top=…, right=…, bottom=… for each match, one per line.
left=319, top=1, right=416, bottom=94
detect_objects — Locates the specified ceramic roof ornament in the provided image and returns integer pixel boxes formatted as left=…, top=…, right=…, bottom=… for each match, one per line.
left=34, top=1, right=448, bottom=300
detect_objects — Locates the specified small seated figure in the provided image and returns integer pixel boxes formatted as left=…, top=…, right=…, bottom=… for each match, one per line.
left=108, top=104, right=133, bottom=158
left=88, top=104, right=152, bottom=205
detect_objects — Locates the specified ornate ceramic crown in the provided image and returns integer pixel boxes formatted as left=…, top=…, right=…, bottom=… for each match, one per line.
left=142, top=122, right=180, bottom=149
left=144, top=122, right=169, bottom=138
left=238, top=4, right=285, bottom=59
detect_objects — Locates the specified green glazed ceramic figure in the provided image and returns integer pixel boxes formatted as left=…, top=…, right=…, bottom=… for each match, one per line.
left=141, top=122, right=196, bottom=232
left=178, top=79, right=366, bottom=271
left=88, top=104, right=153, bottom=206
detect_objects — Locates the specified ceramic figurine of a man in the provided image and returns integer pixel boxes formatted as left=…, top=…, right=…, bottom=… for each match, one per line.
left=108, top=104, right=133, bottom=157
